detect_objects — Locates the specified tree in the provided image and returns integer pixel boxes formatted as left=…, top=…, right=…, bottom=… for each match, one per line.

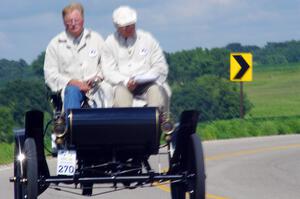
left=0, top=79, right=51, bottom=127
left=225, top=43, right=260, bottom=53
left=31, top=51, right=45, bottom=78
left=167, top=47, right=230, bottom=84
left=170, top=75, right=252, bottom=121
left=0, top=59, right=28, bottom=86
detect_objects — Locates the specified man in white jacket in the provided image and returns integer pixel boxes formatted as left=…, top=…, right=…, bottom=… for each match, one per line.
left=44, top=3, right=111, bottom=111
left=102, top=5, right=171, bottom=113
left=44, top=3, right=111, bottom=156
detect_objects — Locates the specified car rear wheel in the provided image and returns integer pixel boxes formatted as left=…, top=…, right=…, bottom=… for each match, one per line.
left=14, top=138, right=38, bottom=199
left=170, top=134, right=205, bottom=199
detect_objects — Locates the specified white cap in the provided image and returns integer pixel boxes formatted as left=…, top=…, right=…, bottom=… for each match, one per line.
left=113, top=6, right=137, bottom=27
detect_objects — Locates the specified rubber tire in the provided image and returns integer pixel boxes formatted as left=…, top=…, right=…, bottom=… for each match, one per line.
left=170, top=134, right=206, bottom=199
left=14, top=138, right=38, bottom=199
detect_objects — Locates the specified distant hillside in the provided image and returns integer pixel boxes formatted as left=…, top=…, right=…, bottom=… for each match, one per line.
left=225, top=40, right=300, bottom=66
left=1, top=40, right=300, bottom=86
left=0, top=52, right=44, bottom=88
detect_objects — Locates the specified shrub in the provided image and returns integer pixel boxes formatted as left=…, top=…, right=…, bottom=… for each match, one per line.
left=197, top=116, right=300, bottom=140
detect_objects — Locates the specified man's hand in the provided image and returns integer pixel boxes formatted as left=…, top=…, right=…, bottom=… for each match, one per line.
left=68, top=79, right=91, bottom=93
left=86, top=76, right=103, bottom=88
left=127, top=79, right=137, bottom=91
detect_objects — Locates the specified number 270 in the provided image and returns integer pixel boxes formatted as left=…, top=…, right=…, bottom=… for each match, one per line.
left=58, top=165, right=75, bottom=174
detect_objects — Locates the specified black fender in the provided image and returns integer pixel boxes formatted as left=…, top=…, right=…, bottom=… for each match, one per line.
left=24, top=110, right=50, bottom=194
left=169, top=110, right=199, bottom=172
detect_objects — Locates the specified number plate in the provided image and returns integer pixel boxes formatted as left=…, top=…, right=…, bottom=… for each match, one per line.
left=57, top=150, right=76, bottom=176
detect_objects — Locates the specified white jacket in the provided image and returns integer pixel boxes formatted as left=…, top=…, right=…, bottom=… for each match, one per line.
left=102, top=29, right=171, bottom=98
left=44, top=29, right=112, bottom=107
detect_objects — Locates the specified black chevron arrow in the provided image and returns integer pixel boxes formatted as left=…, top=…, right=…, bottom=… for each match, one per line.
left=233, top=55, right=250, bottom=79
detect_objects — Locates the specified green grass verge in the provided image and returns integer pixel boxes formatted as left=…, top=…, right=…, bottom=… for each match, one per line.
left=0, top=135, right=52, bottom=165
left=0, top=143, right=14, bottom=164
left=2, top=115, right=300, bottom=165
left=198, top=116, right=300, bottom=140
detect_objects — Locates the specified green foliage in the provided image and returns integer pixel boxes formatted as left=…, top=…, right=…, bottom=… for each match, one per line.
left=0, top=79, right=51, bottom=127
left=197, top=62, right=300, bottom=140
left=0, top=53, right=49, bottom=144
left=166, top=47, right=230, bottom=84
left=0, top=142, right=13, bottom=164
left=171, top=75, right=252, bottom=121
left=166, top=47, right=253, bottom=121
left=0, top=107, right=14, bottom=143
left=225, top=43, right=260, bottom=53
left=0, top=59, right=28, bottom=86
left=30, top=52, right=45, bottom=78
left=198, top=116, right=300, bottom=140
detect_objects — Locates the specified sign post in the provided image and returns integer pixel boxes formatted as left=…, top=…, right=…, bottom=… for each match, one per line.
left=240, top=82, right=244, bottom=118
left=230, top=53, right=253, bottom=118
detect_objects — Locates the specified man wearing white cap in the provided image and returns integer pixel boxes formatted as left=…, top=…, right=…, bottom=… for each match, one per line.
left=102, top=5, right=171, bottom=113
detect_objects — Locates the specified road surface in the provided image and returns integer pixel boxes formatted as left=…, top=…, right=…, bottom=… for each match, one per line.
left=1, top=134, right=300, bottom=199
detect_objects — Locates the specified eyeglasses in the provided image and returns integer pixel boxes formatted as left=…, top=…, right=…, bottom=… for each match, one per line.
left=118, top=24, right=135, bottom=30
left=65, top=18, right=82, bottom=26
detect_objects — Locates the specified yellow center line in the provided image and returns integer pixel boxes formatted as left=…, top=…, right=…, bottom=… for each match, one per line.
left=154, top=182, right=228, bottom=199
left=154, top=143, right=300, bottom=199
left=205, top=143, right=300, bottom=161
left=206, top=193, right=230, bottom=199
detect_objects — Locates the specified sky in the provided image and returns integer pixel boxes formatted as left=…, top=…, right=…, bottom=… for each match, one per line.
left=1, top=0, right=300, bottom=64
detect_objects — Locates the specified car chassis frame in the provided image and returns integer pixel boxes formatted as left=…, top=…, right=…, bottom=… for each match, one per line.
left=10, top=107, right=206, bottom=199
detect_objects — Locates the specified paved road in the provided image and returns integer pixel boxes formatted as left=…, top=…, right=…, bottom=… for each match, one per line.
left=205, top=134, right=300, bottom=199
left=0, top=155, right=171, bottom=199
left=1, top=134, right=300, bottom=199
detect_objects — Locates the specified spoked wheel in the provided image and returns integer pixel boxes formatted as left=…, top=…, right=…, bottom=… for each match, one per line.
left=170, top=134, right=206, bottom=199
left=14, top=138, right=38, bottom=199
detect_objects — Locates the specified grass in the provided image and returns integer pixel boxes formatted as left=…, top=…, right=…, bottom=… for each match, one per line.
left=0, top=137, right=52, bottom=165
left=198, top=116, right=300, bottom=140
left=244, top=63, right=300, bottom=118
left=0, top=143, right=14, bottom=164
left=196, top=63, right=300, bottom=140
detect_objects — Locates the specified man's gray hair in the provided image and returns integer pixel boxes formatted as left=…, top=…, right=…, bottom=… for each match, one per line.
left=62, top=2, right=84, bottom=18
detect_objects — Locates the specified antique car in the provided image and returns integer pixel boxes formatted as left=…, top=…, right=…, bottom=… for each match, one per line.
left=10, top=94, right=206, bottom=199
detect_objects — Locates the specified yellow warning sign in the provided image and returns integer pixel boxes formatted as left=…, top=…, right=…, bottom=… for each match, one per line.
left=230, top=53, right=252, bottom=82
